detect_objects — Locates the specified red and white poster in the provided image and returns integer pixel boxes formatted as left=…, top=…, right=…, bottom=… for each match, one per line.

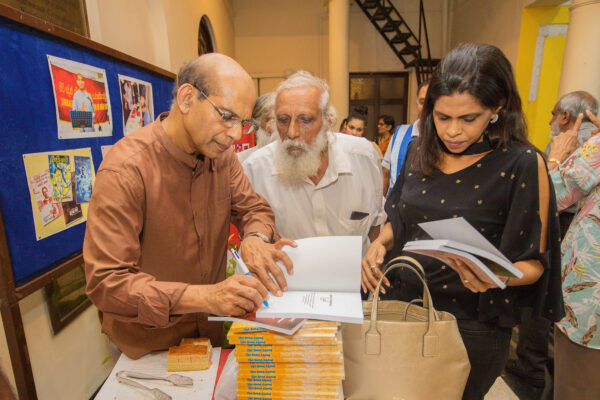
left=118, top=75, right=154, bottom=136
left=47, top=55, right=113, bottom=139
left=30, top=170, right=63, bottom=226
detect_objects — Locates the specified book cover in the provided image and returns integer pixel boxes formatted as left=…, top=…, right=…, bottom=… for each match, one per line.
left=62, top=180, right=83, bottom=225
left=48, top=154, right=73, bottom=202
left=74, top=155, right=92, bottom=203
left=29, top=170, right=63, bottom=225
left=234, top=344, right=343, bottom=364
left=208, top=312, right=306, bottom=335
left=403, top=217, right=524, bottom=289
left=228, top=321, right=339, bottom=345
left=238, top=362, right=345, bottom=380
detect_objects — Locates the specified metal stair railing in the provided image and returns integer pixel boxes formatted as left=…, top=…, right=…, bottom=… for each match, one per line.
left=354, top=0, right=439, bottom=84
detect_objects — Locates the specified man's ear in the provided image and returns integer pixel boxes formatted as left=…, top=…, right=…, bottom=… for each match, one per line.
left=559, top=110, right=571, bottom=129
left=176, top=84, right=194, bottom=114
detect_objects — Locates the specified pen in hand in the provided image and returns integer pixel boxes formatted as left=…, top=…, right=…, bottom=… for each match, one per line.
left=229, top=248, right=269, bottom=307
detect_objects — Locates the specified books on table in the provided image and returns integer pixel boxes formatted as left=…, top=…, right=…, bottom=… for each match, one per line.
left=403, top=217, right=523, bottom=289
left=229, top=320, right=344, bottom=400
left=207, top=312, right=306, bottom=335
left=254, top=236, right=363, bottom=324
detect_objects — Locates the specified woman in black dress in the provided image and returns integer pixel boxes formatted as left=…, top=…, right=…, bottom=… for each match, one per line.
left=361, top=44, right=563, bottom=400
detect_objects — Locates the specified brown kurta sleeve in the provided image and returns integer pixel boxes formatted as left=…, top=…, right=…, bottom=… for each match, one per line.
left=83, top=168, right=189, bottom=328
left=228, top=151, right=280, bottom=242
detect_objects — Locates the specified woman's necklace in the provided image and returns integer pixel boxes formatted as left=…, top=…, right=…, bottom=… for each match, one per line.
left=438, top=132, right=495, bottom=156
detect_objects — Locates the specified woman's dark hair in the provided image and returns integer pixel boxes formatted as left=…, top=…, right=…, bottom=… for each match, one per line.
left=347, top=114, right=367, bottom=126
left=412, top=43, right=530, bottom=176
left=378, top=114, right=395, bottom=129
left=339, top=118, right=348, bottom=132
left=353, top=105, right=368, bottom=117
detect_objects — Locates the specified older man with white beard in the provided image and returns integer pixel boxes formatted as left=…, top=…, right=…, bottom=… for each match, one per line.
left=504, top=90, right=598, bottom=393
left=242, top=71, right=385, bottom=262
left=238, top=92, right=277, bottom=163
left=545, top=91, right=598, bottom=156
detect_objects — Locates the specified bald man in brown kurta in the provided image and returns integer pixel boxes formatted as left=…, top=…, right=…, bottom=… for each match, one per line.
left=84, top=54, right=295, bottom=359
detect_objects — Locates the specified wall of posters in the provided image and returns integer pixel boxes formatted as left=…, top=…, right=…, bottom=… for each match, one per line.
left=47, top=55, right=113, bottom=139
left=118, top=74, right=154, bottom=136
left=23, top=148, right=95, bottom=240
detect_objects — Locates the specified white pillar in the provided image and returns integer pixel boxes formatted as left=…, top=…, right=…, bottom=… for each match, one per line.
left=328, top=0, right=349, bottom=119
left=558, top=0, right=600, bottom=100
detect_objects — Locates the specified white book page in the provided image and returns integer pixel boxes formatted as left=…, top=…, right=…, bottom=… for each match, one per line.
left=256, top=291, right=364, bottom=324
left=403, top=245, right=505, bottom=288
left=419, top=217, right=511, bottom=263
left=275, top=236, right=362, bottom=292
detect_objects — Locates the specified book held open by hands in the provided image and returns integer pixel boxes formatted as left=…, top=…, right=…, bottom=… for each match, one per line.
left=255, top=236, right=364, bottom=324
left=403, top=217, right=524, bottom=289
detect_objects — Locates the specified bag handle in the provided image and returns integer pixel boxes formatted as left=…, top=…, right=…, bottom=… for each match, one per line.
left=365, top=256, right=440, bottom=358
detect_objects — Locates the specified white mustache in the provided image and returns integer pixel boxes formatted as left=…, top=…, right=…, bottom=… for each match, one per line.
left=282, top=138, right=309, bottom=152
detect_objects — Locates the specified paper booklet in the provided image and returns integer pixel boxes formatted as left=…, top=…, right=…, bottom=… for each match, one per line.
left=255, top=236, right=364, bottom=324
left=207, top=312, right=306, bottom=335
left=403, top=217, right=524, bottom=289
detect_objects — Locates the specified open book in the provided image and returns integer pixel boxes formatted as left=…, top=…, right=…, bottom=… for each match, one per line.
left=403, top=217, right=524, bottom=289
left=255, top=236, right=363, bottom=324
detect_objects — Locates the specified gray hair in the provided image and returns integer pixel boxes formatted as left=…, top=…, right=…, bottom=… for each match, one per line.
left=274, top=70, right=337, bottom=129
left=171, top=58, right=211, bottom=100
left=557, top=91, right=598, bottom=122
left=252, top=92, right=276, bottom=126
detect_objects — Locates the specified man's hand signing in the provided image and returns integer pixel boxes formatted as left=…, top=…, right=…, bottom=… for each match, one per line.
left=240, top=236, right=297, bottom=296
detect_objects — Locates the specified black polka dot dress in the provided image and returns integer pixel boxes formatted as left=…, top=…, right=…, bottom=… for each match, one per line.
left=384, top=141, right=564, bottom=327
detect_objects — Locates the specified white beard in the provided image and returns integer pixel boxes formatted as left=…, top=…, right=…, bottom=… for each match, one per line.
left=274, top=126, right=329, bottom=185
left=550, top=119, right=561, bottom=138
left=255, top=127, right=276, bottom=148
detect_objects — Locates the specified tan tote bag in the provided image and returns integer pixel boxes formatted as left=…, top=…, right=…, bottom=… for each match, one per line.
left=342, top=256, right=470, bottom=400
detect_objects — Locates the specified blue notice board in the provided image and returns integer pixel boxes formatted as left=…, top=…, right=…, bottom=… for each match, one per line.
left=0, top=15, right=175, bottom=286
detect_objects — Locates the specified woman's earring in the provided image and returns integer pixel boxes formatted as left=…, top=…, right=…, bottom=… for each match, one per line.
left=490, top=114, right=499, bottom=124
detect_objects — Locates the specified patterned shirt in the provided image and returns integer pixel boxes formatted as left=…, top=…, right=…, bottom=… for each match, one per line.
left=551, top=134, right=600, bottom=349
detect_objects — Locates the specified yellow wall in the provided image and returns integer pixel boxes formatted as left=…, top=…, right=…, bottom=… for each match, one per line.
left=515, top=6, right=570, bottom=151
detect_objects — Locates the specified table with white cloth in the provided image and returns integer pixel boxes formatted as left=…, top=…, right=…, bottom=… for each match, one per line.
left=95, top=347, right=221, bottom=399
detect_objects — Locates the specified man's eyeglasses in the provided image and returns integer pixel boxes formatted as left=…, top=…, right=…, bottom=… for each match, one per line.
left=197, top=88, right=256, bottom=134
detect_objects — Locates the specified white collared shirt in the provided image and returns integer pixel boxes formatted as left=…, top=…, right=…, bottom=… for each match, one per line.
left=242, top=132, right=386, bottom=255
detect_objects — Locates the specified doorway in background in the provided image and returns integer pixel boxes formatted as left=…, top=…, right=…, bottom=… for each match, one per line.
left=349, top=72, right=409, bottom=141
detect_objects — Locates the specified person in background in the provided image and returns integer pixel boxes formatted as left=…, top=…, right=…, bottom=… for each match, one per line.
left=546, top=91, right=598, bottom=156
left=376, top=117, right=392, bottom=155
left=84, top=54, right=295, bottom=360
left=377, top=115, right=395, bottom=145
left=140, top=94, right=151, bottom=127
left=362, top=44, right=563, bottom=400
left=505, top=90, right=599, bottom=397
left=342, top=113, right=384, bottom=158
left=243, top=70, right=385, bottom=257
left=72, top=73, right=96, bottom=132
left=238, top=92, right=276, bottom=163
left=382, top=80, right=429, bottom=196
left=546, top=107, right=600, bottom=400
left=339, top=117, right=348, bottom=133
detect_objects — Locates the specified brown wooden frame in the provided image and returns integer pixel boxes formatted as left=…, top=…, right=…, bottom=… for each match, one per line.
left=348, top=71, right=410, bottom=141
left=0, top=4, right=175, bottom=399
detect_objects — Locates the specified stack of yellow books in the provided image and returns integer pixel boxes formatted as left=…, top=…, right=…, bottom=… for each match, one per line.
left=228, top=320, right=344, bottom=399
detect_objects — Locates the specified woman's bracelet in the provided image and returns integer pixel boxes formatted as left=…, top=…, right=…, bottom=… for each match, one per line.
left=548, top=158, right=561, bottom=167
